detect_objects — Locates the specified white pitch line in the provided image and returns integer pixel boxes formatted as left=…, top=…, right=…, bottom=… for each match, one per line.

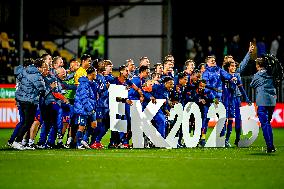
left=0, top=151, right=281, bottom=161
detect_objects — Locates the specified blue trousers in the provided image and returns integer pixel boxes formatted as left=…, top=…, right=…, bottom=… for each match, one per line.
left=153, top=110, right=167, bottom=138
left=15, top=101, right=37, bottom=142
left=221, top=97, right=241, bottom=142
left=119, top=103, right=131, bottom=144
left=8, top=103, right=24, bottom=143
left=200, top=105, right=209, bottom=135
left=257, top=106, right=275, bottom=149
left=38, top=102, right=63, bottom=145
left=234, top=97, right=242, bottom=142
left=94, top=108, right=110, bottom=144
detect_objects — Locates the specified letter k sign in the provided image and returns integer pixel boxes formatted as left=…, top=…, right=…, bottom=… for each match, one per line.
left=131, top=100, right=171, bottom=148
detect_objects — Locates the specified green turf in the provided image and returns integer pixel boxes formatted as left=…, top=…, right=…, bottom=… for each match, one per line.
left=0, top=128, right=283, bottom=189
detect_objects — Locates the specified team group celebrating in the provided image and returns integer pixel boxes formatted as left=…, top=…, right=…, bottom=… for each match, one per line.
left=7, top=41, right=278, bottom=153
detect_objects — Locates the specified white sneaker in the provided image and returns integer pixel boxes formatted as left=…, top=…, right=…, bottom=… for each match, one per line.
left=81, top=140, right=91, bottom=149
left=77, top=145, right=85, bottom=150
left=12, top=142, right=25, bottom=150
left=21, top=139, right=27, bottom=146
left=64, top=144, right=70, bottom=149
left=36, top=144, right=46, bottom=149
left=24, top=144, right=35, bottom=150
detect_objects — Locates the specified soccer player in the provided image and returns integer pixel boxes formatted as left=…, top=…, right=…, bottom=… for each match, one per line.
left=172, top=72, right=188, bottom=147
left=90, top=60, right=111, bottom=149
left=201, top=55, right=233, bottom=146
left=150, top=76, right=175, bottom=138
left=74, top=66, right=97, bottom=149
left=193, top=79, right=215, bottom=147
left=112, top=65, right=142, bottom=148
left=221, top=61, right=251, bottom=147
left=220, top=42, right=255, bottom=146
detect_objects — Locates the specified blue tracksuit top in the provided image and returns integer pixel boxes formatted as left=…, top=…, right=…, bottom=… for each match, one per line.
left=160, top=72, right=174, bottom=80
left=15, top=64, right=45, bottom=105
left=74, top=76, right=96, bottom=115
left=234, top=52, right=251, bottom=97
left=250, top=69, right=277, bottom=106
left=193, top=87, right=215, bottom=107
left=202, top=66, right=232, bottom=101
left=15, top=65, right=24, bottom=99
left=113, top=77, right=133, bottom=87
left=105, top=74, right=116, bottom=84
left=89, top=79, right=99, bottom=110
left=96, top=74, right=109, bottom=108
left=237, top=52, right=251, bottom=74
left=222, top=73, right=250, bottom=107
left=128, top=76, right=146, bottom=100
left=172, top=75, right=186, bottom=106
left=151, top=83, right=171, bottom=113
left=43, top=74, right=62, bottom=106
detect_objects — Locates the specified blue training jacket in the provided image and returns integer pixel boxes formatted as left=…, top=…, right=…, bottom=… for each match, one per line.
left=250, top=69, right=277, bottom=106
left=15, top=64, right=45, bottom=105
left=74, top=76, right=96, bottom=115
left=202, top=66, right=232, bottom=101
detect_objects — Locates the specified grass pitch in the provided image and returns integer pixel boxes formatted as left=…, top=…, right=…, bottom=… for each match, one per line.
left=0, top=128, right=283, bottom=189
